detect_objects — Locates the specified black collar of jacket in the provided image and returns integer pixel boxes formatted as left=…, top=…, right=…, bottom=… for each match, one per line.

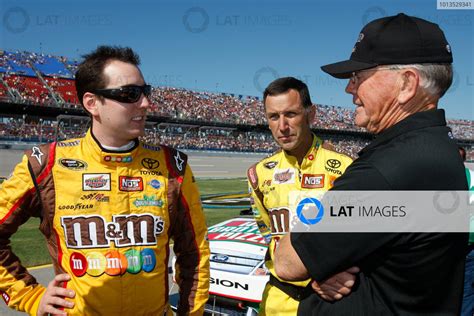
left=359, top=109, right=447, bottom=156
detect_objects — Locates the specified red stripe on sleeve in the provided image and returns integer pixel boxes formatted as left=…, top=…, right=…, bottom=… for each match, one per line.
left=37, top=142, right=56, bottom=184
left=0, top=189, right=35, bottom=224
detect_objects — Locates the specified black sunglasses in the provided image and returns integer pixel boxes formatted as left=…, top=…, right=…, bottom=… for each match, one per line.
left=93, top=84, right=152, bottom=103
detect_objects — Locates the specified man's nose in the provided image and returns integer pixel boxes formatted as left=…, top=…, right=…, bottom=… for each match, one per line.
left=140, top=93, right=152, bottom=109
left=278, top=116, right=289, bottom=131
left=345, top=79, right=355, bottom=95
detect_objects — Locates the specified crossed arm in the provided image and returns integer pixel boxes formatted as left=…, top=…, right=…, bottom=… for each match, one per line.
left=274, top=233, right=359, bottom=301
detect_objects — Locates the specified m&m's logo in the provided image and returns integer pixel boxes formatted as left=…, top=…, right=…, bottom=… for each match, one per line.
left=69, top=249, right=156, bottom=277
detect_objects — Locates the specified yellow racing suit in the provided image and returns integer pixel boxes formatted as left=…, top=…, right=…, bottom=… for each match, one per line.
left=247, top=135, right=352, bottom=315
left=0, top=130, right=210, bottom=315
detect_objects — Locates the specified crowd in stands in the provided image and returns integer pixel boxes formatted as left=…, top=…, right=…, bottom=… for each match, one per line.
left=0, top=50, right=473, bottom=157
left=0, top=115, right=472, bottom=160
left=2, top=75, right=55, bottom=105
left=0, top=116, right=56, bottom=142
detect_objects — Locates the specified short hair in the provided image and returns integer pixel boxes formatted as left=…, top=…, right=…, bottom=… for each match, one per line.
left=263, top=77, right=312, bottom=108
left=75, top=45, right=141, bottom=107
left=386, top=64, right=453, bottom=99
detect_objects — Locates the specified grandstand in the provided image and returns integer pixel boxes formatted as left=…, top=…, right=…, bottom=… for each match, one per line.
left=0, top=49, right=473, bottom=160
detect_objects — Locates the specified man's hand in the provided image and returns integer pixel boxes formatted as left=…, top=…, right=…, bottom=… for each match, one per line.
left=37, top=273, right=75, bottom=316
left=312, top=266, right=360, bottom=301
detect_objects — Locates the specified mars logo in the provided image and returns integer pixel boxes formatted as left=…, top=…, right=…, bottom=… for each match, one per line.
left=301, top=174, right=324, bottom=189
left=119, top=176, right=143, bottom=191
left=61, top=214, right=165, bottom=248
left=69, top=249, right=156, bottom=277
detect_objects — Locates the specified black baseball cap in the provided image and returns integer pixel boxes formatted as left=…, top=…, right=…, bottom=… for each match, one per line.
left=321, top=13, right=453, bottom=79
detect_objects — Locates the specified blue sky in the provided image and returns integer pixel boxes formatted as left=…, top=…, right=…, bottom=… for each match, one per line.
left=1, top=0, right=472, bottom=120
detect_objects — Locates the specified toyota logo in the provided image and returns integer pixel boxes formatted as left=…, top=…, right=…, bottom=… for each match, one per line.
left=142, top=158, right=159, bottom=169
left=326, top=159, right=341, bottom=169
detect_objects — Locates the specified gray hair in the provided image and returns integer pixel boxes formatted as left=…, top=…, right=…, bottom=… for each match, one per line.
left=386, top=64, right=453, bottom=98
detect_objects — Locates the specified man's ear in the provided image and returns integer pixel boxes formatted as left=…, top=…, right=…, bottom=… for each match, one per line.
left=83, top=92, right=100, bottom=116
left=398, top=69, right=419, bottom=105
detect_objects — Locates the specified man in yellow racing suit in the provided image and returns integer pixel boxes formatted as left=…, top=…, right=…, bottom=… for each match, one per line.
left=0, top=46, right=209, bottom=315
left=247, top=77, right=354, bottom=315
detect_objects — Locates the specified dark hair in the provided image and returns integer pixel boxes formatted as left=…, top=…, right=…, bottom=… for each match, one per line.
left=263, top=77, right=312, bottom=108
left=458, top=146, right=466, bottom=162
left=75, top=45, right=141, bottom=107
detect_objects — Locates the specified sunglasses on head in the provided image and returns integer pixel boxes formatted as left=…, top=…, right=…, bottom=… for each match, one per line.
left=93, top=84, right=152, bottom=103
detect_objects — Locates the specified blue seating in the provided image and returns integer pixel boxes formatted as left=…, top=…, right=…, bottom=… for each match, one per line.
left=34, top=56, right=74, bottom=79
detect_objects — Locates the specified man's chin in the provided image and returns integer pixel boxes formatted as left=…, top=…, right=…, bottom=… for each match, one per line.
left=354, top=116, right=369, bottom=129
left=280, top=143, right=296, bottom=152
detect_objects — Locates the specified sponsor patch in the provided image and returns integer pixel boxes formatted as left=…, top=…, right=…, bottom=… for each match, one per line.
left=148, top=179, right=161, bottom=189
left=325, top=159, right=342, bottom=175
left=301, top=174, right=324, bottom=189
left=264, top=161, right=278, bottom=169
left=326, top=159, right=341, bottom=169
left=31, top=146, right=44, bottom=165
left=273, top=168, right=295, bottom=184
left=140, top=170, right=162, bottom=176
left=142, top=158, right=159, bottom=169
left=58, top=203, right=94, bottom=211
left=133, top=195, right=163, bottom=208
left=61, top=213, right=165, bottom=248
left=83, top=174, right=111, bottom=191
left=247, top=166, right=258, bottom=190
left=119, top=176, right=143, bottom=192
left=59, top=158, right=87, bottom=171
left=143, top=144, right=161, bottom=151
left=80, top=193, right=109, bottom=202
left=70, top=252, right=88, bottom=277
left=104, top=155, right=132, bottom=163
left=57, top=140, right=80, bottom=147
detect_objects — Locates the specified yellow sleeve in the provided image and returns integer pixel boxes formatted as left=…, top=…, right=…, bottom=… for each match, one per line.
left=0, top=155, right=46, bottom=315
left=247, top=164, right=272, bottom=244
